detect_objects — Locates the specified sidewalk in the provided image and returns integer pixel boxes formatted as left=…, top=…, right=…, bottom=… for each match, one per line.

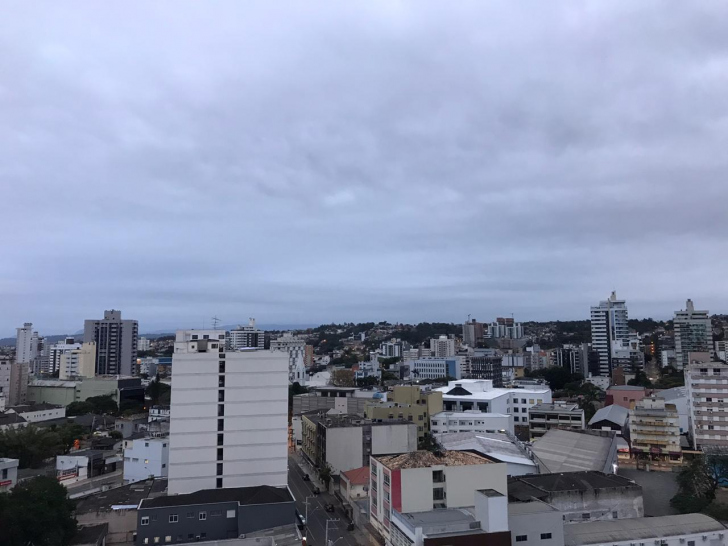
left=291, top=450, right=326, bottom=491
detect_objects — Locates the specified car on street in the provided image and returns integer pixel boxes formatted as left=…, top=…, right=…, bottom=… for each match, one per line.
left=324, top=503, right=335, bottom=512
left=303, top=474, right=310, bottom=481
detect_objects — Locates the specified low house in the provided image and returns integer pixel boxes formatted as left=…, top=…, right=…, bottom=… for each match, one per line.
left=588, top=405, right=629, bottom=436
left=0, top=458, right=19, bottom=492
left=56, top=449, right=120, bottom=485
left=5, top=403, right=66, bottom=423
left=0, top=412, right=27, bottom=431
left=340, top=466, right=369, bottom=502
left=123, top=436, right=169, bottom=484
left=606, top=386, right=647, bottom=409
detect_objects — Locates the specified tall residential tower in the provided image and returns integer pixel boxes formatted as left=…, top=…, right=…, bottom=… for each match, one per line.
left=83, top=310, right=138, bottom=376
left=590, top=292, right=629, bottom=376
left=674, top=299, right=712, bottom=370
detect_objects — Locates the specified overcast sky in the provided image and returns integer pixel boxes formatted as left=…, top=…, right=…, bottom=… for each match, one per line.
left=2, top=1, right=728, bottom=336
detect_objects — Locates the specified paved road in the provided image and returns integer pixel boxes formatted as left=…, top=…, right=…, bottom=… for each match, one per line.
left=288, top=455, right=358, bottom=546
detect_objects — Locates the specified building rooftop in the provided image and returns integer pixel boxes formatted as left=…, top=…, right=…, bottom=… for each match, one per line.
left=0, top=413, right=27, bottom=426
left=396, top=507, right=477, bottom=528
left=72, top=524, right=108, bottom=546
left=436, top=432, right=536, bottom=468
left=658, top=386, right=687, bottom=401
left=139, top=485, right=294, bottom=509
left=508, top=471, right=638, bottom=502
left=375, top=450, right=491, bottom=469
left=29, top=380, right=78, bottom=387
left=436, top=379, right=550, bottom=401
left=607, top=385, right=646, bottom=391
left=341, top=466, right=370, bottom=486
left=563, top=514, right=725, bottom=546
left=305, top=413, right=411, bottom=428
left=508, top=500, right=558, bottom=515
left=432, top=411, right=511, bottom=420
left=75, top=478, right=168, bottom=513
left=529, top=403, right=582, bottom=413
left=588, top=404, right=629, bottom=427
left=530, top=429, right=617, bottom=474
left=7, top=403, right=63, bottom=412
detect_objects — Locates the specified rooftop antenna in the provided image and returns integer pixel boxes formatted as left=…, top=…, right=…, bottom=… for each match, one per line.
left=212, top=316, right=221, bottom=330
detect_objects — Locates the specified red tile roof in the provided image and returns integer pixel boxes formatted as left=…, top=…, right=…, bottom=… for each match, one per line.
left=342, top=466, right=369, bottom=486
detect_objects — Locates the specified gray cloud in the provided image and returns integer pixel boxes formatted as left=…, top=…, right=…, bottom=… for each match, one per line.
left=2, top=1, right=728, bottom=335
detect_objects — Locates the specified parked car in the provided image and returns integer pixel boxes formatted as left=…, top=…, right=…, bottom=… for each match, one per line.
left=303, top=474, right=310, bottom=481
left=296, top=512, right=306, bottom=530
left=313, top=487, right=320, bottom=495
left=324, top=504, right=335, bottom=513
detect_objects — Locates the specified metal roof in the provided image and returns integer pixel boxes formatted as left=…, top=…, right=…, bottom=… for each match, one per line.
left=530, top=429, right=616, bottom=474
left=588, top=404, right=629, bottom=427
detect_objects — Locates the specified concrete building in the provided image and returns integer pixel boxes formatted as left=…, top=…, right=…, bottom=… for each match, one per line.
left=685, top=357, right=728, bottom=449
left=168, top=330, right=288, bottom=495
left=57, top=449, right=120, bottom=486
left=365, top=386, right=443, bottom=440
left=528, top=402, right=585, bottom=440
left=471, top=350, right=504, bottom=386
left=508, top=500, right=565, bottom=546
left=47, top=338, right=82, bottom=375
left=270, top=333, right=307, bottom=383
left=606, top=385, right=647, bottom=409
left=530, top=429, right=619, bottom=474
left=629, top=397, right=682, bottom=463
left=28, top=379, right=78, bottom=406
left=59, top=342, right=97, bottom=379
left=437, top=432, right=538, bottom=476
left=5, top=403, right=65, bottom=423
left=430, top=336, right=455, bottom=358
left=563, top=513, right=727, bottom=546
left=486, top=318, right=524, bottom=340
left=588, top=405, right=629, bottom=435
left=674, top=300, right=713, bottom=370
left=659, top=386, right=689, bottom=434
left=293, top=386, right=387, bottom=416
left=590, top=292, right=629, bottom=376
left=370, top=450, right=508, bottom=540
left=15, top=322, right=37, bottom=366
left=462, top=319, right=485, bottom=348
left=301, top=413, right=417, bottom=475
left=84, top=310, right=139, bottom=376
left=381, top=339, right=408, bottom=359
left=0, top=412, right=27, bottom=431
left=431, top=411, right=513, bottom=435
left=227, top=319, right=265, bottom=350
left=340, top=466, right=369, bottom=502
left=508, top=471, right=643, bottom=523
left=408, top=357, right=461, bottom=381
left=123, top=436, right=170, bottom=484
left=138, top=337, right=151, bottom=352
left=136, top=485, right=296, bottom=546
left=0, top=358, right=28, bottom=406
left=436, top=380, right=552, bottom=429
left=0, top=458, right=19, bottom=492
left=78, top=376, right=146, bottom=406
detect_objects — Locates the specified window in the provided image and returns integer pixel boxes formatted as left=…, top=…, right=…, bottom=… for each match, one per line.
left=192, top=335, right=198, bottom=340
left=187, top=535, right=194, bottom=540
left=1, top=469, right=7, bottom=479
left=217, top=463, right=223, bottom=476
left=516, top=536, right=528, bottom=542
left=217, top=448, right=224, bottom=461
left=218, top=419, right=224, bottom=432
left=529, top=399, right=535, bottom=405
left=218, top=404, right=225, bottom=417
left=541, top=533, right=552, bottom=540
left=688, top=541, right=696, bottom=546
left=227, top=510, right=236, bottom=518
left=200, top=534, right=207, bottom=540
left=433, top=470, right=444, bottom=483
left=418, top=414, right=423, bottom=421
left=218, top=433, right=224, bottom=446
left=199, top=512, right=207, bottom=521
left=145, top=459, right=150, bottom=464
left=217, top=478, right=223, bottom=488
left=514, top=417, right=519, bottom=422
left=715, top=369, right=722, bottom=374
left=218, top=390, right=225, bottom=402
left=219, top=362, right=226, bottom=373
left=145, top=442, right=150, bottom=447
left=513, top=408, right=519, bottom=413
left=700, top=368, right=708, bottom=373
left=219, top=376, right=225, bottom=388
left=623, top=397, right=628, bottom=401
left=141, top=517, right=150, bottom=526
left=433, top=488, right=445, bottom=501
left=154, top=538, right=160, bottom=544
left=144, top=540, right=149, bottom=545
left=211, top=510, right=222, bottom=517
left=581, top=513, right=590, bottom=520
left=169, top=515, right=178, bottom=523
left=162, top=464, right=166, bottom=468
left=521, top=399, right=527, bottom=404
left=165, top=537, right=172, bottom=543
left=186, top=512, right=194, bottom=519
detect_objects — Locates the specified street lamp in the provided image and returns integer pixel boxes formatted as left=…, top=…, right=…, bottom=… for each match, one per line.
left=304, top=496, right=318, bottom=542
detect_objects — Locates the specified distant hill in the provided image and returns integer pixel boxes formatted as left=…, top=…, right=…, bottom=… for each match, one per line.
left=0, top=333, right=78, bottom=347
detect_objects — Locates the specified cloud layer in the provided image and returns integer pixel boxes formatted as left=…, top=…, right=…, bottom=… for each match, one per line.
left=2, top=1, right=728, bottom=335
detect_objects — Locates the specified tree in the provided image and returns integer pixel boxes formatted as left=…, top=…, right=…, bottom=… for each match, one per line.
left=627, top=371, right=653, bottom=388
left=0, top=475, right=77, bottom=546
left=671, top=449, right=728, bottom=513
left=0, top=426, right=62, bottom=468
left=52, top=423, right=87, bottom=454
left=356, top=376, right=379, bottom=388
left=85, top=395, right=118, bottom=415
left=330, top=369, right=355, bottom=387
left=319, top=463, right=333, bottom=490
left=66, top=401, right=94, bottom=417
left=146, top=374, right=170, bottom=406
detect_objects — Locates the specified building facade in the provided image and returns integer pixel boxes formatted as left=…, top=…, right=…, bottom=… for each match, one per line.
left=59, top=342, right=97, bottom=380
left=365, top=386, right=443, bottom=440
left=528, top=403, right=585, bottom=440
left=408, top=358, right=461, bottom=380
left=270, top=333, right=306, bottom=383
left=226, top=319, right=265, bottom=350
left=590, top=292, right=629, bottom=376
left=629, top=397, right=682, bottom=463
left=0, top=458, right=19, bottom=492
left=0, top=359, right=28, bottom=406
left=123, top=436, right=170, bottom=484
left=430, top=411, right=513, bottom=435
left=429, top=336, right=455, bottom=358
left=84, top=310, right=139, bottom=376
left=15, top=323, right=36, bottom=366
left=686, top=358, right=728, bottom=449
left=47, top=338, right=82, bottom=375
left=168, top=330, right=288, bottom=495
left=674, top=300, right=712, bottom=370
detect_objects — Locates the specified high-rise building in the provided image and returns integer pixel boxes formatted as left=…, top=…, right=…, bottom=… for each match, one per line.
left=485, top=317, right=524, bottom=339
left=685, top=354, right=728, bottom=449
left=380, top=338, right=407, bottom=358
left=84, top=310, right=139, bottom=376
left=0, top=357, right=28, bottom=406
left=429, top=335, right=455, bottom=357
left=462, top=319, right=484, bottom=347
left=270, top=333, right=306, bottom=382
left=15, top=323, right=35, bottom=365
left=168, top=330, right=288, bottom=495
left=629, top=397, right=682, bottom=463
left=59, top=342, right=97, bottom=380
left=226, top=319, right=265, bottom=350
left=137, top=337, right=151, bottom=352
left=47, top=338, right=81, bottom=375
left=590, top=291, right=630, bottom=376
left=674, top=299, right=712, bottom=370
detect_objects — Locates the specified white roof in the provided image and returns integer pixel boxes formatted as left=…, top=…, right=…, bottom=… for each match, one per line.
left=436, top=379, right=550, bottom=402
left=437, top=432, right=537, bottom=468
left=29, top=380, right=78, bottom=388
left=432, top=411, right=510, bottom=419
left=530, top=429, right=616, bottom=473
left=658, top=386, right=687, bottom=401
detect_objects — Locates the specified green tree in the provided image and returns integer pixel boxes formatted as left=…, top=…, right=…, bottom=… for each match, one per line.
left=52, top=424, right=87, bottom=454
left=627, top=371, right=653, bottom=388
left=65, top=401, right=94, bottom=416
left=671, top=450, right=728, bottom=513
left=319, top=463, right=333, bottom=490
left=0, top=475, right=77, bottom=546
left=0, top=426, right=62, bottom=468
left=85, top=395, right=118, bottom=415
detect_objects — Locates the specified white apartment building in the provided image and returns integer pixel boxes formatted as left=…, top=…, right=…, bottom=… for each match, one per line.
left=430, top=411, right=513, bottom=435
left=15, top=323, right=36, bottom=365
left=528, top=402, right=585, bottom=440
left=675, top=300, right=712, bottom=370
left=226, top=319, right=265, bottom=350
left=408, top=357, right=462, bottom=380
left=486, top=318, right=524, bottom=339
left=123, top=436, right=170, bottom=484
left=47, top=338, right=82, bottom=375
left=138, top=337, right=151, bottom=352
left=59, top=342, right=97, bottom=379
left=270, top=333, right=307, bottom=384
left=168, top=330, right=288, bottom=495
left=381, top=339, right=407, bottom=358
left=685, top=357, right=728, bottom=449
left=436, top=380, right=552, bottom=428
left=430, top=336, right=455, bottom=358
left=590, top=292, right=630, bottom=376
left=629, top=397, right=682, bottom=462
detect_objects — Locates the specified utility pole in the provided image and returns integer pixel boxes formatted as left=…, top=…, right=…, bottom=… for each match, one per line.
left=325, top=518, right=340, bottom=546
left=303, top=496, right=317, bottom=542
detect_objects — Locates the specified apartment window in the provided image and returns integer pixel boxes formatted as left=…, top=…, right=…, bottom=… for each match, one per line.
left=521, top=399, right=527, bottom=404
left=217, top=448, right=224, bottom=461
left=715, top=369, right=722, bottom=374
left=219, top=376, right=225, bottom=388
left=408, top=415, right=413, bottom=421
left=219, top=361, right=226, bottom=373
left=227, top=510, right=235, bottom=518
left=522, top=417, right=527, bottom=423
left=187, top=535, right=194, bottom=540
left=529, top=399, right=535, bottom=405
left=541, top=534, right=552, bottom=540
left=145, top=459, right=150, bottom=464
left=217, top=463, right=223, bottom=476
left=218, top=419, right=224, bottom=432
left=218, top=433, right=224, bottom=446
left=612, top=511, right=618, bottom=519
left=433, top=488, right=445, bottom=501
left=165, top=537, right=172, bottom=543
left=192, top=335, right=198, bottom=340
left=709, top=425, right=714, bottom=430
left=623, top=397, right=628, bottom=401
left=186, top=512, right=194, bottom=519
left=141, top=517, right=150, bottom=526
left=218, top=390, right=225, bottom=402
left=199, top=512, right=207, bottom=521
left=433, top=470, right=444, bottom=483
left=700, top=368, right=708, bottom=373
left=581, top=513, right=589, bottom=520
left=516, top=536, right=528, bottom=542
left=707, top=398, right=713, bottom=402
left=418, top=426, right=423, bottom=432
left=514, top=417, right=519, bottom=422
left=145, top=442, right=150, bottom=447
left=218, top=404, right=225, bottom=417
left=144, top=540, right=149, bottom=545
left=162, top=464, right=166, bottom=468
left=154, top=538, right=160, bottom=544
left=688, top=541, right=696, bottom=546
left=216, top=478, right=223, bottom=489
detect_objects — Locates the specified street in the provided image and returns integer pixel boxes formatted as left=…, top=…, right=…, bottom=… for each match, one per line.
left=288, top=455, right=360, bottom=546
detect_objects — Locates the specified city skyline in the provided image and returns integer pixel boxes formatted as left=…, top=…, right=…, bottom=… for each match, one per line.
left=4, top=3, right=728, bottom=336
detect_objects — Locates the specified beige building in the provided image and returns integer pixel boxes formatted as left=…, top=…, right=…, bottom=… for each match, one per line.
left=365, top=386, right=443, bottom=440
left=686, top=354, right=728, bottom=449
left=60, top=342, right=97, bottom=379
left=528, top=402, right=585, bottom=440
left=629, top=397, right=682, bottom=463
left=0, top=358, right=28, bottom=406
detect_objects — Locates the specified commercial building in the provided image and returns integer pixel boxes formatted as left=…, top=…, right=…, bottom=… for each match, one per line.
left=508, top=471, right=643, bottom=523
left=370, top=450, right=507, bottom=540
left=293, top=386, right=387, bottom=416
left=59, top=342, right=97, bottom=379
left=590, top=292, right=629, bottom=376
left=436, top=380, right=552, bottom=428
left=430, top=336, right=455, bottom=358
left=365, top=386, right=443, bottom=440
left=300, top=413, right=417, bottom=475
left=430, top=411, right=513, bottom=435
left=168, top=330, right=288, bottom=495
left=0, top=458, right=19, bottom=492
left=57, top=449, right=120, bottom=485
left=606, top=385, right=647, bottom=409
left=84, top=310, right=139, bottom=376
left=227, top=319, right=265, bottom=350
left=437, top=432, right=538, bottom=476
left=5, top=403, right=65, bottom=423
left=529, top=429, right=619, bottom=474
left=588, top=405, right=629, bottom=435
left=47, top=338, right=82, bottom=375
left=674, top=300, right=712, bottom=370
left=408, top=357, right=461, bottom=381
left=562, top=513, right=727, bottom=546
left=685, top=358, right=728, bottom=449
left=528, top=403, right=585, bottom=440
left=0, top=358, right=28, bottom=406
left=136, top=485, right=296, bottom=546
left=629, top=397, right=682, bottom=463
left=123, top=436, right=170, bottom=484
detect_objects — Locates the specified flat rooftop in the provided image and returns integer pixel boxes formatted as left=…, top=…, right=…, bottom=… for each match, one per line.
left=140, top=485, right=293, bottom=509
left=529, top=403, right=582, bottom=413
left=563, top=514, right=725, bottom=546
left=75, top=479, right=167, bottom=513
left=305, top=413, right=411, bottom=428
left=376, top=450, right=491, bottom=469
left=508, top=500, right=558, bottom=515
left=508, top=471, right=638, bottom=502
left=436, top=379, right=550, bottom=401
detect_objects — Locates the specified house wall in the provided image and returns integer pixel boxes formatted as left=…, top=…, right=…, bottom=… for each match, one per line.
left=508, top=508, right=564, bottom=546
left=326, top=427, right=364, bottom=475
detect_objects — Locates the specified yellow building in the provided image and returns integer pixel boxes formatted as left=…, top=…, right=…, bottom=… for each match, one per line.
left=365, top=386, right=443, bottom=439
left=301, top=413, right=319, bottom=464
